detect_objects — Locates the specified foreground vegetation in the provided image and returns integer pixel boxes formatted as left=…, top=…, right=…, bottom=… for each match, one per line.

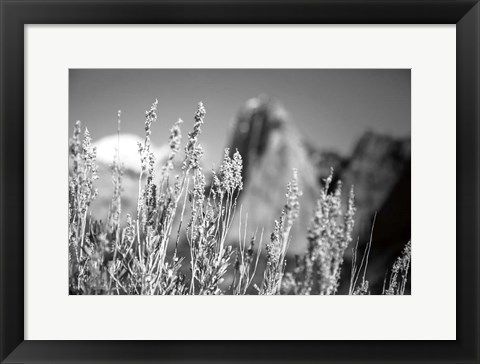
left=68, top=100, right=411, bottom=295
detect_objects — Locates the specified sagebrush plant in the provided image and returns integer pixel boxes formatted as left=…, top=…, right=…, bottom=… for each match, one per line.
left=281, top=172, right=355, bottom=295
left=68, top=100, right=411, bottom=295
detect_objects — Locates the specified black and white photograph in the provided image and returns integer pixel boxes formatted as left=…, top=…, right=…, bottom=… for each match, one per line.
left=68, top=69, right=411, bottom=295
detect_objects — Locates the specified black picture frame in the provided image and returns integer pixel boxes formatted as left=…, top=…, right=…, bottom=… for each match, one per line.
left=1, top=1, right=479, bottom=363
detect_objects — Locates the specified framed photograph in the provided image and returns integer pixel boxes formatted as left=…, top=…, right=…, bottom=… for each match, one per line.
left=1, top=0, right=478, bottom=363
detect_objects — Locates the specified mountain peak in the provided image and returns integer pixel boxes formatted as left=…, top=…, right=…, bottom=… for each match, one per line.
left=226, top=96, right=320, bottom=255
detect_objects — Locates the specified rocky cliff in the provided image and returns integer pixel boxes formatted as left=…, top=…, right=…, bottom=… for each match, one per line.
left=226, top=96, right=411, bottom=290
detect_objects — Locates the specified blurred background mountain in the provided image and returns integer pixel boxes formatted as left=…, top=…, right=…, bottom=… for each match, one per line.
left=223, top=96, right=410, bottom=293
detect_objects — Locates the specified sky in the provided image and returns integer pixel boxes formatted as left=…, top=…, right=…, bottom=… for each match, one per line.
left=69, top=69, right=410, bottom=167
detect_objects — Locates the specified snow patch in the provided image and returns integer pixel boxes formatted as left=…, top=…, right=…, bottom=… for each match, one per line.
left=94, top=133, right=169, bottom=173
